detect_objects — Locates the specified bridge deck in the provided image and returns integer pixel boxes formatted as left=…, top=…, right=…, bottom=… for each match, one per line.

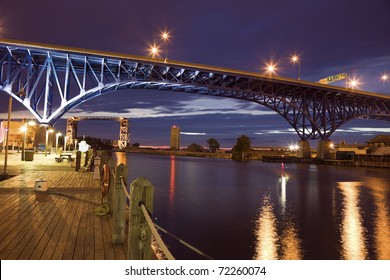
left=0, top=153, right=128, bottom=260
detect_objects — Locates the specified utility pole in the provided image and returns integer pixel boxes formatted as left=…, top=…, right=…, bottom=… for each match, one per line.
left=3, top=95, right=12, bottom=175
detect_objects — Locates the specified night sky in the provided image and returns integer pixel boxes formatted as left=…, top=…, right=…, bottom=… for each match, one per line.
left=1, top=0, right=390, bottom=148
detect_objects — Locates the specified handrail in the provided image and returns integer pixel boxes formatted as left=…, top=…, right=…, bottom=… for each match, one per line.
left=120, top=176, right=175, bottom=260
left=140, top=203, right=175, bottom=260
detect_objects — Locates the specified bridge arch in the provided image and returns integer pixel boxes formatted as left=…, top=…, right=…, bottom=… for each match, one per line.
left=1, top=39, right=390, bottom=141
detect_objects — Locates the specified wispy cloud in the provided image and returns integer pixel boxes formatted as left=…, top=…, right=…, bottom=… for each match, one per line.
left=64, top=96, right=276, bottom=119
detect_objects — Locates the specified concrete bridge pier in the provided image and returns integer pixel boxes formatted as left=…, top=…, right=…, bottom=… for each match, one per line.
left=317, top=139, right=331, bottom=159
left=297, top=140, right=311, bottom=158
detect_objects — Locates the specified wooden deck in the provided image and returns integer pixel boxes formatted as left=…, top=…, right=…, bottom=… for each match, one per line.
left=0, top=153, right=128, bottom=260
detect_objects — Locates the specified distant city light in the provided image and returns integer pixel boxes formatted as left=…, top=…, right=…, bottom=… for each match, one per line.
left=28, top=120, right=36, bottom=126
left=289, top=144, right=299, bottom=151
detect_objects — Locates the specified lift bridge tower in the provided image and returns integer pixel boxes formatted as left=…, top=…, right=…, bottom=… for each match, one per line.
left=66, top=117, right=130, bottom=149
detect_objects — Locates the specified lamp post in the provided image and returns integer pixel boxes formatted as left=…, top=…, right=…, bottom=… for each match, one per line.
left=20, top=118, right=27, bottom=161
left=3, top=95, right=12, bottom=174
left=55, top=132, right=62, bottom=154
left=45, top=127, right=54, bottom=157
left=161, top=31, right=169, bottom=63
left=64, top=136, right=68, bottom=152
left=291, top=55, right=301, bottom=80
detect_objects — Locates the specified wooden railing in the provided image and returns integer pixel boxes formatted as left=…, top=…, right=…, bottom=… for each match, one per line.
left=106, top=163, right=174, bottom=260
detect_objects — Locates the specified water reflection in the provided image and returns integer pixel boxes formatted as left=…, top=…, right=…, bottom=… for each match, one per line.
left=365, top=178, right=390, bottom=259
left=116, top=151, right=127, bottom=165
left=254, top=167, right=302, bottom=260
left=338, top=182, right=367, bottom=259
left=254, top=196, right=278, bottom=260
left=280, top=226, right=301, bottom=260
left=169, top=155, right=176, bottom=206
left=278, top=163, right=288, bottom=213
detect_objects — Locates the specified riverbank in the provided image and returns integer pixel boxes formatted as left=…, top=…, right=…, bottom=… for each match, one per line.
left=120, top=147, right=390, bottom=168
left=120, top=147, right=232, bottom=159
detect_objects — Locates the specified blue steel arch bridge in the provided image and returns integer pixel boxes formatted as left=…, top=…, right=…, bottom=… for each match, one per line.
left=1, top=38, right=390, bottom=143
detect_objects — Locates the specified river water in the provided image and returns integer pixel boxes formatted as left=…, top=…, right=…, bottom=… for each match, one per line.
left=113, top=152, right=390, bottom=260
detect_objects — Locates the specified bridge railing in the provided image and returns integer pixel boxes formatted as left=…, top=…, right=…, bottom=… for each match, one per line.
left=109, top=163, right=174, bottom=260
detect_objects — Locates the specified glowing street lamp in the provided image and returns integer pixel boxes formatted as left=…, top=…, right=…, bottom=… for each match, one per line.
left=348, top=78, right=360, bottom=89
left=265, top=62, right=277, bottom=77
left=161, top=31, right=170, bottom=63
left=381, top=73, right=389, bottom=82
left=149, top=44, right=160, bottom=60
left=290, top=54, right=301, bottom=80
left=45, top=128, right=54, bottom=157
left=56, top=132, right=62, bottom=154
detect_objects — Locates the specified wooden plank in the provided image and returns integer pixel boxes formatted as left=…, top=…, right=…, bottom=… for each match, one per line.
left=72, top=193, right=90, bottom=259
left=12, top=195, right=63, bottom=259
left=28, top=196, right=71, bottom=259
left=0, top=194, right=42, bottom=256
left=61, top=193, right=86, bottom=259
left=83, top=193, right=96, bottom=260
left=50, top=192, right=82, bottom=260
left=0, top=193, right=31, bottom=229
left=39, top=192, right=77, bottom=260
left=94, top=207, right=105, bottom=260
left=0, top=193, right=56, bottom=259
left=101, top=214, right=116, bottom=259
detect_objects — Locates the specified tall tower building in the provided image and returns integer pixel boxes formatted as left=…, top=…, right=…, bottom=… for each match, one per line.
left=170, top=125, right=180, bottom=150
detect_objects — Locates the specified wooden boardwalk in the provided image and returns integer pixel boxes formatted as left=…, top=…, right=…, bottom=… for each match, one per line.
left=0, top=153, right=128, bottom=260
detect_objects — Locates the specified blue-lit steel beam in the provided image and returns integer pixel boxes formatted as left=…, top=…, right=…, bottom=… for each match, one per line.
left=1, top=38, right=390, bottom=140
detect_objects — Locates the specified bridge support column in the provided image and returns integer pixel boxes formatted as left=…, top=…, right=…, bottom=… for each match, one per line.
left=297, top=140, right=311, bottom=158
left=317, top=139, right=331, bottom=159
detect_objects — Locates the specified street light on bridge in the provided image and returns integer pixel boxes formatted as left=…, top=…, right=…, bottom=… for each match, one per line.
left=290, top=54, right=301, bottom=80
left=265, top=62, right=277, bottom=77
left=149, top=44, right=160, bottom=60
left=160, top=31, right=170, bottom=63
left=381, top=73, right=389, bottom=82
left=348, top=77, right=360, bottom=89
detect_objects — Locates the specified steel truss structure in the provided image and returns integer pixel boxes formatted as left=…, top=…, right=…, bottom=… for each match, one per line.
left=1, top=39, right=390, bottom=141
left=65, top=116, right=130, bottom=149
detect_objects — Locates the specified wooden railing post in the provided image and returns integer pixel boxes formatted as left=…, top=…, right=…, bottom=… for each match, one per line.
left=128, top=176, right=154, bottom=260
left=106, top=159, right=116, bottom=211
left=111, top=163, right=127, bottom=243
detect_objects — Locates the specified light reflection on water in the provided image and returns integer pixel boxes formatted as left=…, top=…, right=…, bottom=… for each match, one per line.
left=337, top=179, right=390, bottom=260
left=365, top=178, right=390, bottom=259
left=254, top=169, right=302, bottom=260
left=338, top=182, right=367, bottom=260
left=254, top=196, right=279, bottom=260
